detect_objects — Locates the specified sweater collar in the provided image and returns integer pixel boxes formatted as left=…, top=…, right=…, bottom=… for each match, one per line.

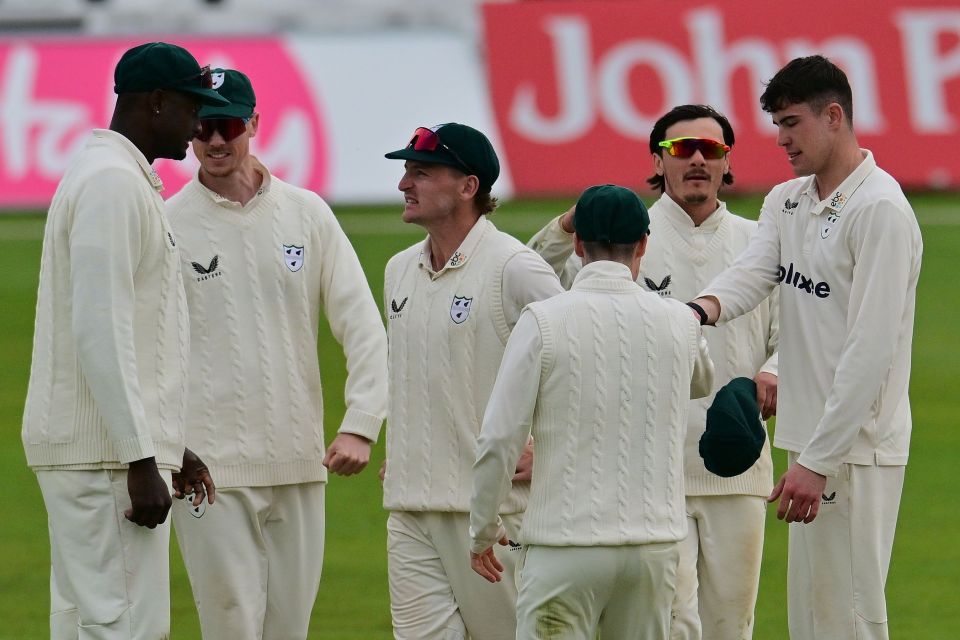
left=192, top=155, right=272, bottom=209
left=571, top=260, right=639, bottom=291
left=656, top=192, right=728, bottom=231
left=91, top=129, right=164, bottom=192
left=418, top=215, right=492, bottom=276
left=802, top=149, right=875, bottom=217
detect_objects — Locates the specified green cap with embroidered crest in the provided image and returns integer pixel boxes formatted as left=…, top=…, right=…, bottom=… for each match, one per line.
left=573, top=184, right=650, bottom=243
left=200, top=68, right=256, bottom=119
left=113, top=42, right=228, bottom=107
left=700, top=377, right=766, bottom=477
left=385, top=122, right=500, bottom=191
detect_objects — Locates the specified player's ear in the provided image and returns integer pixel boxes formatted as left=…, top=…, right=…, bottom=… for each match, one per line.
left=459, top=174, right=480, bottom=201
left=573, top=232, right=586, bottom=258
left=653, top=152, right=664, bottom=177
left=248, top=112, right=260, bottom=139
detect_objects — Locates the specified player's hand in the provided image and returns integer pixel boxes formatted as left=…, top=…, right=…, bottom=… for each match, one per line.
left=512, top=441, right=534, bottom=483
left=378, top=459, right=386, bottom=485
left=559, top=205, right=576, bottom=234
left=754, top=371, right=778, bottom=420
left=173, top=447, right=216, bottom=508
left=470, top=535, right=509, bottom=583
left=768, top=462, right=827, bottom=523
left=323, top=433, right=372, bottom=476
left=125, top=457, right=173, bottom=528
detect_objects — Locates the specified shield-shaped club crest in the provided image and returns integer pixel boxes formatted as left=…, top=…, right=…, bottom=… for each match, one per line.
left=283, top=244, right=304, bottom=272
left=450, top=295, right=473, bottom=324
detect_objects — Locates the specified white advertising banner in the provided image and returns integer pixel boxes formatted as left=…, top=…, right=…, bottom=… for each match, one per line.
left=0, top=34, right=509, bottom=209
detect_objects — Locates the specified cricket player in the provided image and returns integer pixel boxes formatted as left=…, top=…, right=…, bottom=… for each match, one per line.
left=382, top=122, right=564, bottom=639
left=528, top=104, right=778, bottom=640
left=21, top=42, right=223, bottom=639
left=690, top=55, right=922, bottom=640
left=167, top=69, right=387, bottom=639
left=470, top=184, right=715, bottom=640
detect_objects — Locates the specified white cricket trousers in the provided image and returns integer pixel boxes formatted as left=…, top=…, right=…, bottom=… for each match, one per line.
left=37, top=468, right=173, bottom=640
left=671, top=494, right=766, bottom=640
left=516, top=542, right=679, bottom=640
left=172, top=482, right=325, bottom=640
left=387, top=510, right=523, bottom=640
left=786, top=452, right=904, bottom=640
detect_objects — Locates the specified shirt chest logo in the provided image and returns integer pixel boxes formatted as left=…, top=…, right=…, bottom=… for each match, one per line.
left=450, top=295, right=474, bottom=324
left=390, top=297, right=408, bottom=320
left=782, top=198, right=800, bottom=215
left=283, top=244, right=304, bottom=272
left=191, top=255, right=222, bottom=282
left=821, top=211, right=841, bottom=239
left=643, top=274, right=672, bottom=297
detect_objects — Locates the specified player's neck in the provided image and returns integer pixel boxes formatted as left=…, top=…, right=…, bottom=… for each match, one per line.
left=199, top=161, right=263, bottom=207
left=676, top=196, right=720, bottom=227
left=815, top=142, right=864, bottom=201
left=425, top=210, right=481, bottom=272
left=681, top=198, right=720, bottom=227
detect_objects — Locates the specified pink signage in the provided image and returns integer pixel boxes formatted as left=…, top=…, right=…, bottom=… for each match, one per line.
left=0, top=38, right=328, bottom=208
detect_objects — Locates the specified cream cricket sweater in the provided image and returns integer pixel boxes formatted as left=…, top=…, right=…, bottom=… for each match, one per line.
left=470, top=261, right=714, bottom=551
left=702, top=151, right=922, bottom=476
left=22, top=129, right=190, bottom=470
left=166, top=159, right=387, bottom=487
left=383, top=216, right=564, bottom=513
left=528, top=194, right=778, bottom=496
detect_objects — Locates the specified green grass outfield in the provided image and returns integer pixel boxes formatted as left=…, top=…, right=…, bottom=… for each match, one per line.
left=0, top=193, right=957, bottom=638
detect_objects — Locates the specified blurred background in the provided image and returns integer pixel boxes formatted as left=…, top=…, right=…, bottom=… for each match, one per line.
left=1, top=0, right=957, bottom=637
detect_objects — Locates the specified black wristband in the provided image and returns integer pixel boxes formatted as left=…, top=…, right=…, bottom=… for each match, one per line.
left=687, top=302, right=708, bottom=326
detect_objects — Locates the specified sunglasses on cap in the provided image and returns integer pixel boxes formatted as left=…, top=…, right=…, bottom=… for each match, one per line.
left=197, top=116, right=252, bottom=143
left=407, top=127, right=475, bottom=174
left=658, top=137, right=730, bottom=160
left=166, top=64, right=214, bottom=90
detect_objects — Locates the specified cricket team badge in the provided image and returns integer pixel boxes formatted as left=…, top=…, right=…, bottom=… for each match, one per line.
left=450, top=295, right=473, bottom=324
left=185, top=493, right=206, bottom=518
left=821, top=211, right=840, bottom=239
left=283, top=244, right=304, bottom=272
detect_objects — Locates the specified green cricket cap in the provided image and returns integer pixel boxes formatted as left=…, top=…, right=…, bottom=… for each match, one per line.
left=113, top=42, right=229, bottom=107
left=200, top=68, right=256, bottom=119
left=573, top=184, right=650, bottom=243
left=385, top=123, right=500, bottom=191
left=700, top=377, right=766, bottom=477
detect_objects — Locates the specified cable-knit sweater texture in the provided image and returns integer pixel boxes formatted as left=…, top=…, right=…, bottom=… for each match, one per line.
left=470, top=262, right=714, bottom=549
left=528, top=194, right=778, bottom=496
left=166, top=159, right=387, bottom=487
left=383, top=217, right=563, bottom=513
left=23, top=130, right=189, bottom=470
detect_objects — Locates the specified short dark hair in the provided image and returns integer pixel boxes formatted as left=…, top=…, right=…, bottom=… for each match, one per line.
left=760, top=55, right=853, bottom=127
left=581, top=239, right=642, bottom=263
left=647, top=104, right=735, bottom=192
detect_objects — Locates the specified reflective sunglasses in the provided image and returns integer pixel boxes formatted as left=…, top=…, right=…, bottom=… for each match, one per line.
left=167, top=64, right=214, bottom=90
left=658, top=137, right=730, bottom=160
left=407, top=127, right=475, bottom=174
left=197, top=116, right=252, bottom=143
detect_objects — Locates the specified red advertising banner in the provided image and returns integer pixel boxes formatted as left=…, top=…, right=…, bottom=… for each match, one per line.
left=482, top=0, right=960, bottom=196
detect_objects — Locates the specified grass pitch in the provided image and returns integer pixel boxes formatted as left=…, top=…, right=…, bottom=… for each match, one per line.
left=0, top=193, right=957, bottom=638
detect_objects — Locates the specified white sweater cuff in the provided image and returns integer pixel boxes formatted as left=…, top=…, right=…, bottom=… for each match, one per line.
left=338, top=408, right=384, bottom=444
left=114, top=434, right=157, bottom=465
